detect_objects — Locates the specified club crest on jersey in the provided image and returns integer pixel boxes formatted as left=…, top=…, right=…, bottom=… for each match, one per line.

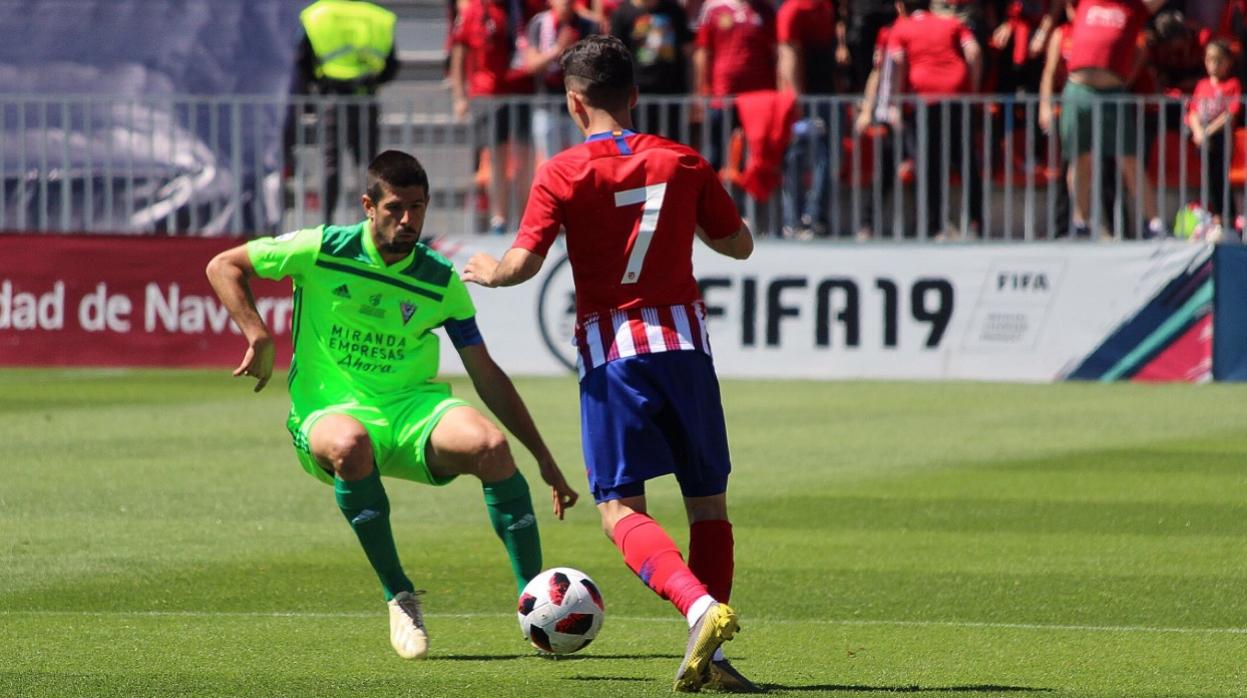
left=333, top=284, right=351, bottom=299
left=400, top=301, right=417, bottom=325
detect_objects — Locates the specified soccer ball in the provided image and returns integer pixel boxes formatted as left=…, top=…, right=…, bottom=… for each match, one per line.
left=516, top=567, right=605, bottom=654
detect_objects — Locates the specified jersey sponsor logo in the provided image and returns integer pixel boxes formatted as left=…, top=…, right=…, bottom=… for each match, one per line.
left=400, top=300, right=417, bottom=325
left=359, top=292, right=386, bottom=318
left=333, top=284, right=352, bottom=299
left=327, top=324, right=408, bottom=373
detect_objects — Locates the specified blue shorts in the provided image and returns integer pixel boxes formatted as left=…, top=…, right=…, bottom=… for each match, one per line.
left=580, top=351, right=732, bottom=503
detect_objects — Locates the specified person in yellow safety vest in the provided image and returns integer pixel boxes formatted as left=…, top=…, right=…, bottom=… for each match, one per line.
left=287, top=0, right=401, bottom=224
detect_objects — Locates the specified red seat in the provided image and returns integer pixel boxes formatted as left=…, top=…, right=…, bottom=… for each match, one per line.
left=1147, top=130, right=1202, bottom=188
left=1228, top=127, right=1247, bottom=186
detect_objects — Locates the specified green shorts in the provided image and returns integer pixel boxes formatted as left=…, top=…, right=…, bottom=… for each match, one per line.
left=1059, top=81, right=1140, bottom=160
left=286, top=383, right=469, bottom=486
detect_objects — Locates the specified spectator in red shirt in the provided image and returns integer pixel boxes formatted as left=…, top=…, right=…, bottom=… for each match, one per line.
left=694, top=0, right=777, bottom=96
left=1038, top=8, right=1118, bottom=238
left=888, top=0, right=984, bottom=239
left=778, top=0, right=837, bottom=238
left=451, top=0, right=536, bottom=234
left=1059, top=0, right=1165, bottom=238
left=1188, top=39, right=1243, bottom=223
left=693, top=0, right=777, bottom=168
left=778, top=0, right=838, bottom=96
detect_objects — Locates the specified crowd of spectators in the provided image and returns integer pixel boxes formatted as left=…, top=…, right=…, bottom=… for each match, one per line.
left=445, top=0, right=1247, bottom=239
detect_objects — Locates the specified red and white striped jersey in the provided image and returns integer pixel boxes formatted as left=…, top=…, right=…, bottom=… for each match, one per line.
left=514, top=129, right=741, bottom=379
left=573, top=301, right=712, bottom=378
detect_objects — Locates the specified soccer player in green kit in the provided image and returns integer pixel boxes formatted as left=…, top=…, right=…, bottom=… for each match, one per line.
left=206, top=150, right=579, bottom=660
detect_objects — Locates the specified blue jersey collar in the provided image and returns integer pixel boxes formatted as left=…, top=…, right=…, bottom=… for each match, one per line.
left=585, top=129, right=636, bottom=142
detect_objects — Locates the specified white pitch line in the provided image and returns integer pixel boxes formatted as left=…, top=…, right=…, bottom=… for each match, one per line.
left=2, top=610, right=1244, bottom=636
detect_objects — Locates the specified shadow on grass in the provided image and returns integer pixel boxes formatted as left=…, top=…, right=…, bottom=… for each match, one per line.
left=437, top=653, right=681, bottom=661
left=760, top=684, right=1052, bottom=693
left=565, top=676, right=653, bottom=682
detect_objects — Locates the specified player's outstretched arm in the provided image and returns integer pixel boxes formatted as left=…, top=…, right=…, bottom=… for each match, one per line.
left=205, top=245, right=275, bottom=392
left=457, top=343, right=579, bottom=518
left=697, top=221, right=755, bottom=260
left=462, top=248, right=545, bottom=288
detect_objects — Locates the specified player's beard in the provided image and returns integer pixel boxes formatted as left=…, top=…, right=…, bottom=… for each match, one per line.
left=380, top=228, right=419, bottom=255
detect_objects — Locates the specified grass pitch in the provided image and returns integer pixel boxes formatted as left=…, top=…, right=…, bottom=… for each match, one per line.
left=0, top=369, right=1243, bottom=697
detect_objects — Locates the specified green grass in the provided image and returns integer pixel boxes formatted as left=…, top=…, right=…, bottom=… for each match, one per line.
left=0, top=369, right=1244, bottom=697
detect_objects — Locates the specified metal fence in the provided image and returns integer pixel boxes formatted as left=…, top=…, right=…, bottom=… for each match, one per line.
left=2, top=92, right=1241, bottom=240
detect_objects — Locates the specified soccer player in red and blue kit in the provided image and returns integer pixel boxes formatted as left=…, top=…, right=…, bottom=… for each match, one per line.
left=462, top=35, right=759, bottom=693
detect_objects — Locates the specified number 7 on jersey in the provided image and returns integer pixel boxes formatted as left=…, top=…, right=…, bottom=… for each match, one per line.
left=614, top=182, right=668, bottom=285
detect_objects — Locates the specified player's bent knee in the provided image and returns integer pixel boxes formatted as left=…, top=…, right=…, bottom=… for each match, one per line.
left=473, top=428, right=515, bottom=481
left=311, top=421, right=373, bottom=478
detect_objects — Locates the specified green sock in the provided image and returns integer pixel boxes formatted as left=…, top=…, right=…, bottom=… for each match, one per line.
left=482, top=470, right=543, bottom=593
left=335, top=469, right=414, bottom=601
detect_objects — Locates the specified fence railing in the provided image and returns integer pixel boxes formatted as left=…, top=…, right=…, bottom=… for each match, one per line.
left=1, top=93, right=1240, bottom=240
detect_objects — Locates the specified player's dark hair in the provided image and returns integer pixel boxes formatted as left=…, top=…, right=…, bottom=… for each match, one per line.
left=560, top=35, right=635, bottom=113
left=900, top=0, right=930, bottom=13
left=366, top=150, right=428, bottom=201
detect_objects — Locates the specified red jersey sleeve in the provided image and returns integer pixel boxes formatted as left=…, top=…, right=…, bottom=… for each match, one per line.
left=1228, top=79, right=1243, bottom=117
left=886, top=20, right=905, bottom=55
left=514, top=163, right=564, bottom=258
left=696, top=159, right=742, bottom=239
left=451, top=6, right=472, bottom=45
left=776, top=2, right=798, bottom=44
left=957, top=22, right=974, bottom=49
left=696, top=8, right=715, bottom=49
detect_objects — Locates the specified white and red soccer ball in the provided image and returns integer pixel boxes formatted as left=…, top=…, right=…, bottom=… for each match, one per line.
left=516, top=567, right=605, bottom=654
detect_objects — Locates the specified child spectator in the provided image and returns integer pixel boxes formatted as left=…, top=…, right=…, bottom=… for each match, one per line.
left=1188, top=39, right=1242, bottom=224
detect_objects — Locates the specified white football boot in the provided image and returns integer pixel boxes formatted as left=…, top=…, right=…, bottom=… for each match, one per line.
left=387, top=590, right=429, bottom=659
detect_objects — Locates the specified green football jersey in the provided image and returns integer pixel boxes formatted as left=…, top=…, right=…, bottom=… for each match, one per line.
left=247, top=221, right=475, bottom=406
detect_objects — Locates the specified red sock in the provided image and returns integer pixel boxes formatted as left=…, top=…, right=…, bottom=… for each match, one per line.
left=613, top=512, right=709, bottom=615
left=689, top=519, right=734, bottom=603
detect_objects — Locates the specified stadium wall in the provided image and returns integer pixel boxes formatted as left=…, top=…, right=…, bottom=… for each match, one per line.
left=0, top=234, right=1236, bottom=382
